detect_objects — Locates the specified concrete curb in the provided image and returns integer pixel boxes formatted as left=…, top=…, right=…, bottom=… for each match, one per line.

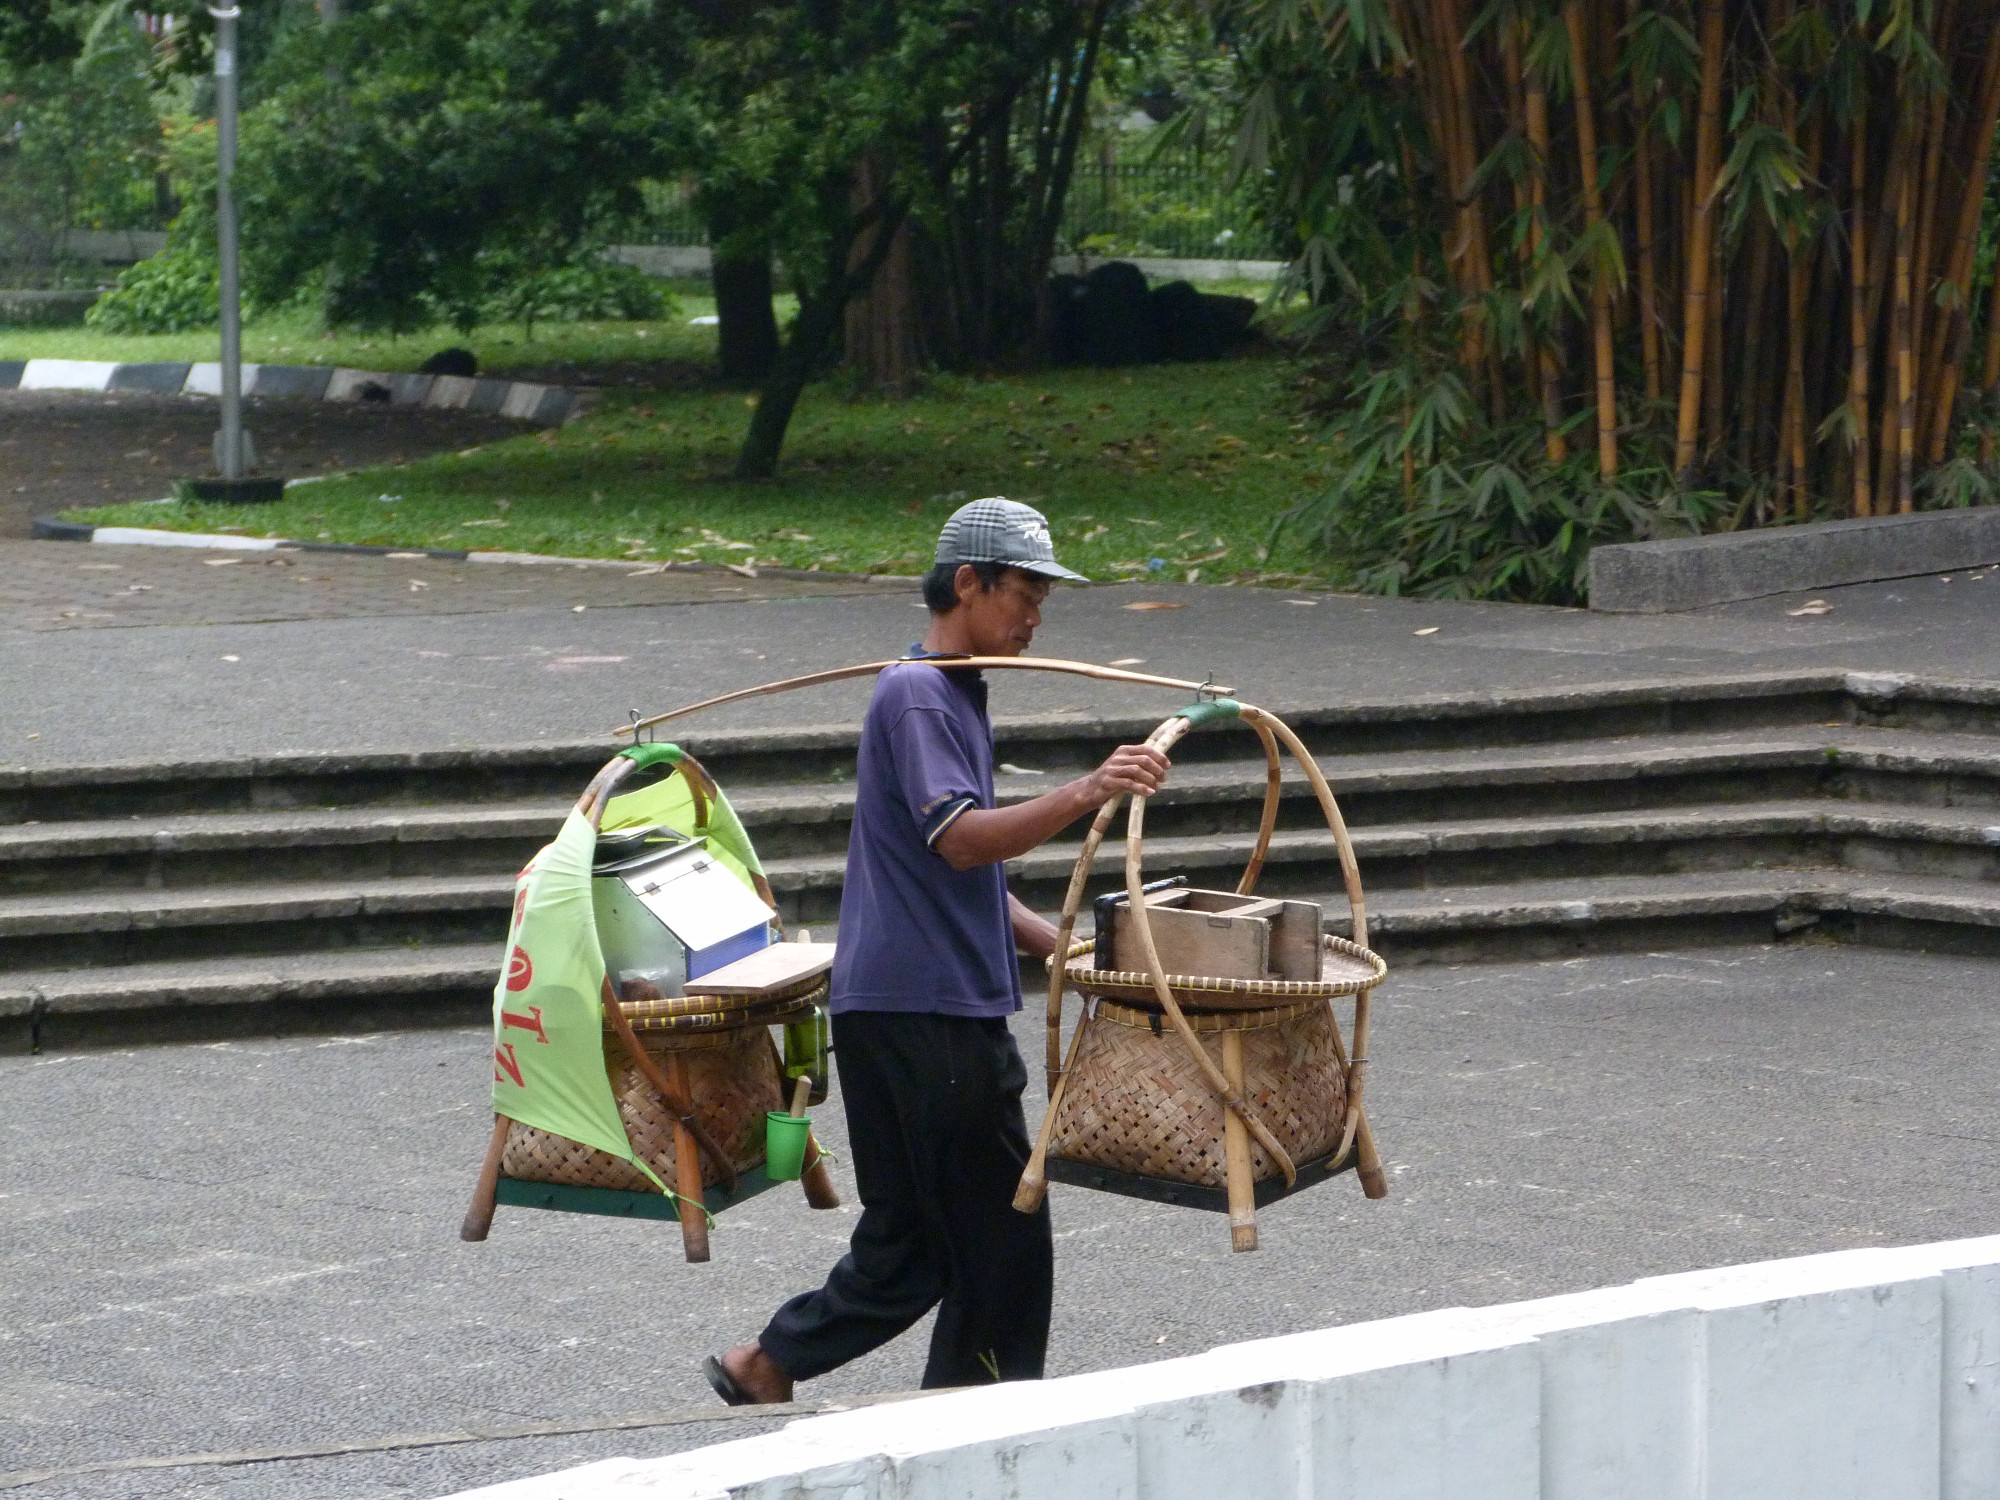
left=1589, top=506, right=2000, bottom=612
left=1, top=357, right=583, bottom=426
left=27, top=515, right=903, bottom=582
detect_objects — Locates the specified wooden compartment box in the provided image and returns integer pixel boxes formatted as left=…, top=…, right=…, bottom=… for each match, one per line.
left=1098, top=888, right=1322, bottom=982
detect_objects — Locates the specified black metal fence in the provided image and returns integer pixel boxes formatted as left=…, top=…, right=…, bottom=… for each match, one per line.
left=629, top=152, right=1279, bottom=263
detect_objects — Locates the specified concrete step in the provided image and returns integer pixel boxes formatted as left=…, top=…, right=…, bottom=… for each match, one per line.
left=14, top=725, right=2000, bottom=895
left=8, top=791, right=2000, bottom=970
left=0, top=874, right=510, bottom=972
left=1, top=942, right=498, bottom=1051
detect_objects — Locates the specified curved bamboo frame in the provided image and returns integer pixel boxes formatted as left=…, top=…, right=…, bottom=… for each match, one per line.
left=1011, top=701, right=1388, bottom=1248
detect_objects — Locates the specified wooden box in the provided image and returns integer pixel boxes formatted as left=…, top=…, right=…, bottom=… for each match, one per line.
left=1098, top=888, right=1321, bottom=981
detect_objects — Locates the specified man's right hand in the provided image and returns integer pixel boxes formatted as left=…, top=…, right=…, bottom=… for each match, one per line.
left=1083, top=744, right=1171, bottom=804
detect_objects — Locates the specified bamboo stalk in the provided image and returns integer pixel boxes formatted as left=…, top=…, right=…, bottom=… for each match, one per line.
left=1849, top=85, right=1875, bottom=517
left=1675, top=0, right=1727, bottom=481
left=1567, top=2, right=1618, bottom=479
left=1894, top=157, right=1917, bottom=512
left=1923, top=17, right=2000, bottom=462
left=1522, top=25, right=1568, bottom=464
left=1626, top=0, right=1663, bottom=405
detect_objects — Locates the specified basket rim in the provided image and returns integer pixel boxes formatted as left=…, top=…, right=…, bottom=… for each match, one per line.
left=1054, top=932, right=1386, bottom=1000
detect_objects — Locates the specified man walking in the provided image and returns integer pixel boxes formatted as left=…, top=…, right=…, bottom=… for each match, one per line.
left=706, top=497, right=1170, bottom=1402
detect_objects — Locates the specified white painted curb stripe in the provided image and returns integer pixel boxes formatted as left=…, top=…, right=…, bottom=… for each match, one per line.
left=90, top=527, right=280, bottom=550
left=21, top=359, right=116, bottom=392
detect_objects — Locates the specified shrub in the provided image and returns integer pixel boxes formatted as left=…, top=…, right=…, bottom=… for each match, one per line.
left=84, top=240, right=219, bottom=333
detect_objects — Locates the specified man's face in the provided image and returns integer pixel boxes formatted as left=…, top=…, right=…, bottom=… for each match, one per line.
left=956, top=566, right=1051, bottom=656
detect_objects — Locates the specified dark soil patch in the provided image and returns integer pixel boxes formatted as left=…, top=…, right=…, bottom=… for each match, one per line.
left=0, top=390, right=534, bottom=538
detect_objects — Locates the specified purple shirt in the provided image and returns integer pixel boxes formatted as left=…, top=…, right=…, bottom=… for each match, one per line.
left=829, top=654, right=1021, bottom=1017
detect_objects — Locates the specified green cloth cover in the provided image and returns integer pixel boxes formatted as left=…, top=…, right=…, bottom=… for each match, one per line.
left=489, top=808, right=664, bottom=1191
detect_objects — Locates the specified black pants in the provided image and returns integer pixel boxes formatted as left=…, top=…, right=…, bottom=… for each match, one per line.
left=758, top=1010, right=1053, bottom=1389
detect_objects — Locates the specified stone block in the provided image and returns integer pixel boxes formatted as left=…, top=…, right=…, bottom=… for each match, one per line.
left=424, top=374, right=478, bottom=410
left=529, top=387, right=575, bottom=425
left=252, top=364, right=334, bottom=400
left=465, top=378, right=512, bottom=415
left=20, top=359, right=115, bottom=392
left=107, top=362, right=190, bottom=393
left=1539, top=1307, right=1700, bottom=1500
left=1590, top=507, right=2000, bottom=612
left=0, top=360, right=23, bottom=388
left=1314, top=1338, right=1541, bottom=1500
left=324, top=368, right=390, bottom=402
left=183, top=362, right=264, bottom=397
left=499, top=382, right=550, bottom=420
left=383, top=371, right=434, bottom=405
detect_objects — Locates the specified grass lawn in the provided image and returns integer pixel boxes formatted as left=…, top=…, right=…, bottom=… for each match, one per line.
left=54, top=287, right=1337, bottom=586
left=0, top=281, right=734, bottom=376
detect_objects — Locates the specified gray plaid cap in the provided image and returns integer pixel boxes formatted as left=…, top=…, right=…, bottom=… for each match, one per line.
left=934, top=496, right=1087, bottom=583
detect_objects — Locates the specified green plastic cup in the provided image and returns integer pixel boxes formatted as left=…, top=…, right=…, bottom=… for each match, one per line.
left=765, top=1112, right=811, bottom=1181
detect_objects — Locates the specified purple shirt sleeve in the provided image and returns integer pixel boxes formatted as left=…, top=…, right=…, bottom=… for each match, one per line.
left=885, top=705, right=984, bottom=849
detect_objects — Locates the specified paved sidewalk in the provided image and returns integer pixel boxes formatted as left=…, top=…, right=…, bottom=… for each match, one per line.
left=3, top=538, right=1997, bottom=769
left=5, top=944, right=1997, bottom=1498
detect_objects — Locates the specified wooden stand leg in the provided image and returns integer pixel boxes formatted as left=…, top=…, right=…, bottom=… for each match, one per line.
left=1355, top=1112, right=1389, bottom=1200
left=459, top=1114, right=510, bottom=1243
left=665, top=1055, right=711, bottom=1263
left=800, top=1133, right=841, bottom=1209
left=1220, top=1030, right=1258, bottom=1253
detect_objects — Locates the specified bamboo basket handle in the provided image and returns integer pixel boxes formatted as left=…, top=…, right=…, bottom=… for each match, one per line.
left=1247, top=709, right=1374, bottom=1166
left=1043, top=792, right=1127, bottom=1090
left=1236, top=716, right=1284, bottom=897
left=1122, top=716, right=1298, bottom=1188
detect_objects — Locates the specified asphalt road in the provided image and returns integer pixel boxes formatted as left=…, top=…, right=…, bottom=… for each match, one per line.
left=6, top=942, right=1997, bottom=1499
left=4, top=542, right=1999, bottom=771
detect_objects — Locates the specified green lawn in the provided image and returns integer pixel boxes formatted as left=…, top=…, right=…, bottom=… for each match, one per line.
left=0, top=280, right=734, bottom=374
left=55, top=288, right=1335, bottom=586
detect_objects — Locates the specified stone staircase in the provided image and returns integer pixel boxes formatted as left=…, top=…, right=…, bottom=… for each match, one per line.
left=6, top=669, right=1999, bottom=1051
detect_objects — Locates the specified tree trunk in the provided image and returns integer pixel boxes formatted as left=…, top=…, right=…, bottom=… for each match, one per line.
left=843, top=154, right=920, bottom=393
left=711, top=244, right=779, bottom=384
left=735, top=292, right=845, bottom=480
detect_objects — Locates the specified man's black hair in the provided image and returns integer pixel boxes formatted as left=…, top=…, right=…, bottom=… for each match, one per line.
left=921, top=559, right=1008, bottom=612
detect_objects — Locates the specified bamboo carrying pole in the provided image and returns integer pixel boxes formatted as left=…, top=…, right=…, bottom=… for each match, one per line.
left=615, top=658, right=1230, bottom=740
left=459, top=1114, right=512, bottom=1242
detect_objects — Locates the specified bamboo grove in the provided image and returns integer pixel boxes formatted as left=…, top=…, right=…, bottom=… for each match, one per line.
left=1219, top=0, right=2000, bottom=599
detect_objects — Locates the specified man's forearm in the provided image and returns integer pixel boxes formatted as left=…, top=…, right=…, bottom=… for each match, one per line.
left=934, top=778, right=1102, bottom=871
left=1009, top=892, right=1059, bottom=958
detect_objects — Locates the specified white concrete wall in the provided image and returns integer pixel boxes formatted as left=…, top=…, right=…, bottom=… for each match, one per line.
left=442, top=1235, right=2000, bottom=1500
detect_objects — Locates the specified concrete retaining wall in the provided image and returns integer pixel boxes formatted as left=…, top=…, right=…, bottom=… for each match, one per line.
left=442, top=1235, right=2000, bottom=1500
left=1589, top=507, right=2000, bottom=612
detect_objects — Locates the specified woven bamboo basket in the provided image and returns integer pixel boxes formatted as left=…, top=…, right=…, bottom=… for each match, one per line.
left=502, top=1022, right=784, bottom=1192
left=1014, top=697, right=1391, bottom=1252
left=1043, top=998, right=1347, bottom=1187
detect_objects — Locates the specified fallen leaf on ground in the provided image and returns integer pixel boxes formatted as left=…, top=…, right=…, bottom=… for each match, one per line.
left=219, top=654, right=239, bottom=662
left=1123, top=601, right=1185, bottom=611
left=204, top=557, right=241, bottom=566
left=1108, top=657, right=1146, bottom=666
left=1284, top=599, right=1318, bottom=606
left=1413, top=626, right=1440, bottom=635
left=1787, top=599, right=1834, bottom=616
left=571, top=605, right=588, bottom=613
left=725, top=563, right=759, bottom=578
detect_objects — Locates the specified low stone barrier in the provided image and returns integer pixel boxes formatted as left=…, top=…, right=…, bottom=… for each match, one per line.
left=0, top=358, right=580, bottom=425
left=443, top=1234, right=2000, bottom=1500
left=1589, top=506, right=2000, bottom=612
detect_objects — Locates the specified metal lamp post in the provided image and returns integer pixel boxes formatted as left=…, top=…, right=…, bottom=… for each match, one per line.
left=211, top=3, right=249, bottom=480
